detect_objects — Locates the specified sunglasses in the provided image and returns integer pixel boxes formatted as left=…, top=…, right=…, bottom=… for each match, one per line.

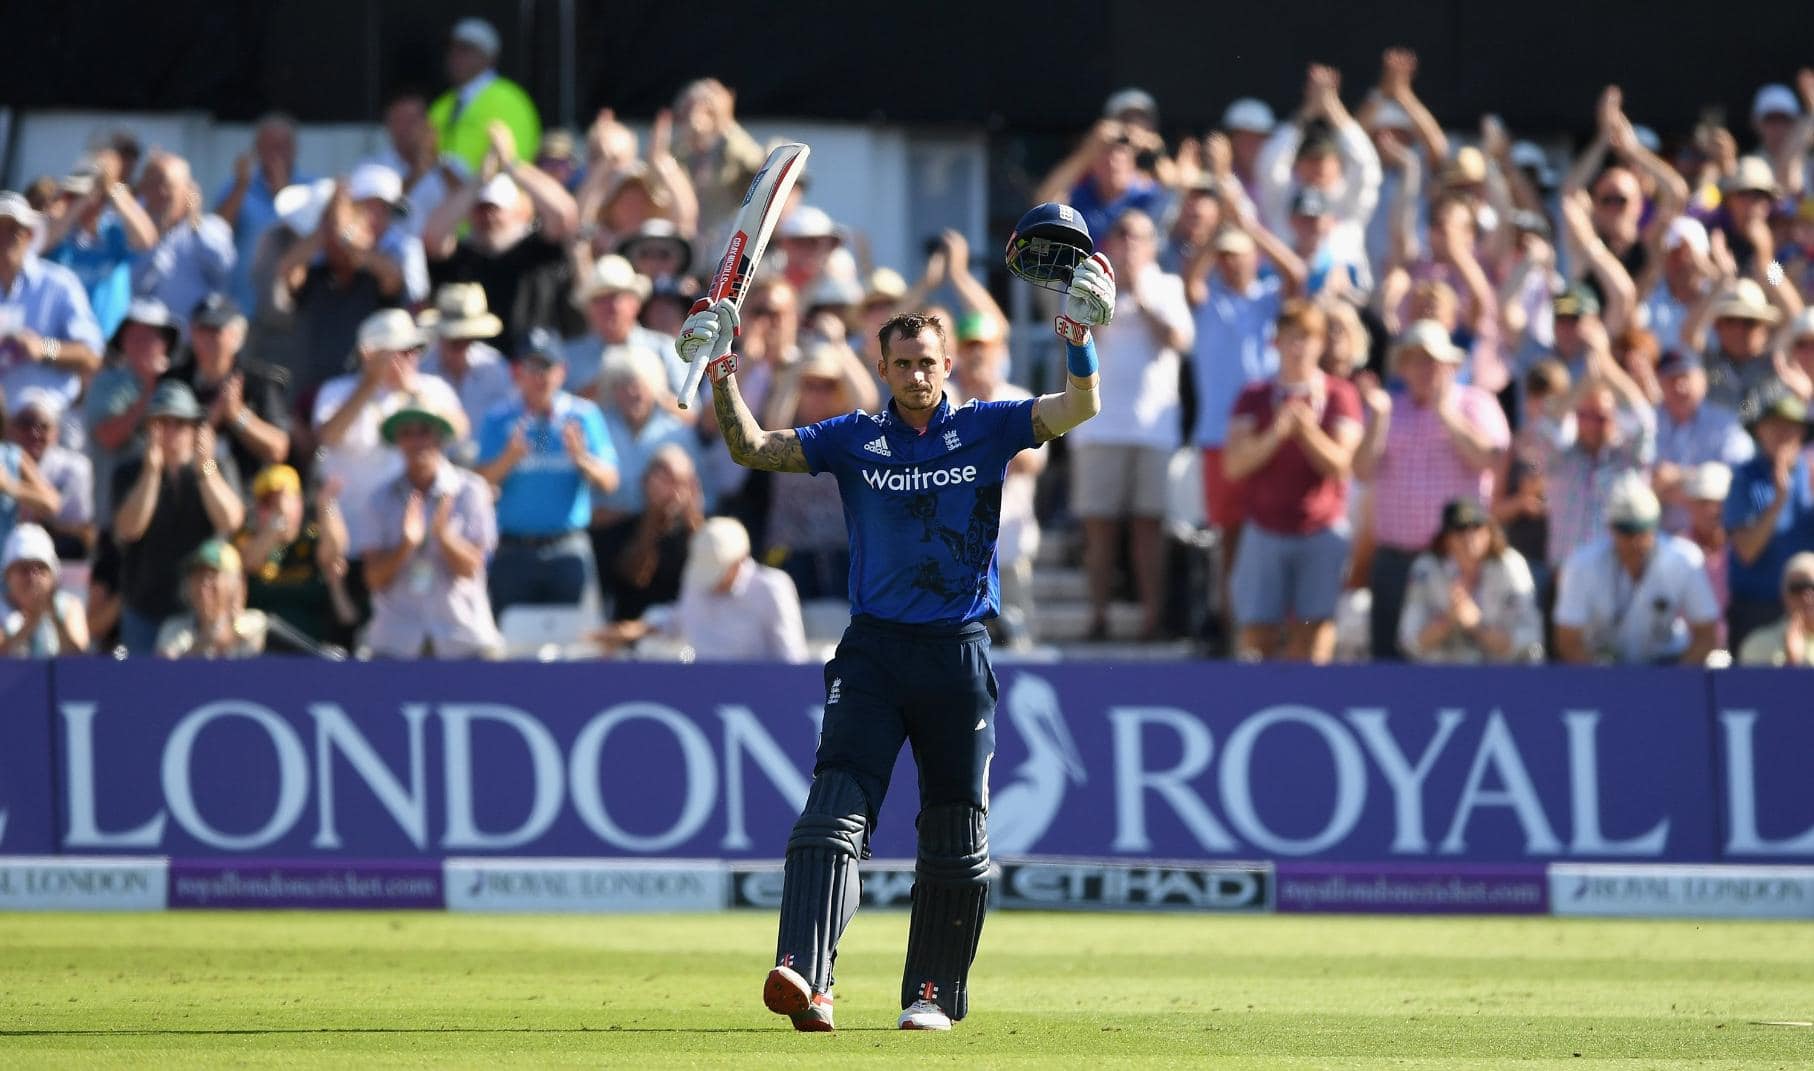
left=1789, top=578, right=1814, bottom=595
left=1596, top=194, right=1630, bottom=208
left=1611, top=522, right=1653, bottom=537
left=746, top=306, right=779, bottom=319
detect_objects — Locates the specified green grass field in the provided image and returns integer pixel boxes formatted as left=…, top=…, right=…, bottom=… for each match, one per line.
left=0, top=912, right=1811, bottom=1068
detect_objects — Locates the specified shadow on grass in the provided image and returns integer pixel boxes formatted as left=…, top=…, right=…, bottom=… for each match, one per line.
left=0, top=1026, right=895, bottom=1036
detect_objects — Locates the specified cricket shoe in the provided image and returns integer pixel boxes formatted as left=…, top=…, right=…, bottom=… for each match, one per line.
left=897, top=999, right=951, bottom=1031
left=764, top=964, right=836, bottom=1031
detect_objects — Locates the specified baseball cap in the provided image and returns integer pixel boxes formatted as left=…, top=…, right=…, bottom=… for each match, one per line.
left=356, top=308, right=427, bottom=352
left=273, top=178, right=335, bottom=235
left=778, top=205, right=839, bottom=242
left=1552, top=285, right=1601, bottom=318
left=1103, top=87, right=1158, bottom=123
left=347, top=162, right=408, bottom=214
left=144, top=380, right=204, bottom=423
left=1662, top=216, right=1710, bottom=257
left=185, top=538, right=242, bottom=574
left=682, top=517, right=752, bottom=595
left=1291, top=186, right=1331, bottom=219
left=9, top=386, right=65, bottom=422
left=190, top=292, right=244, bottom=329
left=475, top=173, right=521, bottom=210
left=1439, top=498, right=1489, bottom=532
left=0, top=191, right=44, bottom=236
left=1395, top=319, right=1462, bottom=364
left=1684, top=461, right=1732, bottom=503
left=1606, top=475, right=1661, bottom=532
left=1222, top=98, right=1275, bottom=134
left=1753, top=83, right=1801, bottom=120
left=2, top=524, right=58, bottom=572
left=1748, top=388, right=1809, bottom=429
left=512, top=326, right=566, bottom=367
left=1655, top=350, right=1704, bottom=377
left=251, top=464, right=302, bottom=499
left=450, top=16, right=500, bottom=57
left=956, top=312, right=1004, bottom=344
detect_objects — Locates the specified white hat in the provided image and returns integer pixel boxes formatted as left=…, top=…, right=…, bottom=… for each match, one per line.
left=450, top=16, right=501, bottom=57
left=1709, top=278, right=1782, bottom=324
left=682, top=517, right=752, bottom=595
left=417, top=282, right=503, bottom=340
left=1211, top=225, right=1255, bottom=255
left=356, top=307, right=426, bottom=352
left=1222, top=98, right=1275, bottom=134
left=0, top=191, right=44, bottom=240
left=347, top=162, right=407, bottom=213
left=572, top=254, right=652, bottom=305
left=1790, top=307, right=1814, bottom=339
left=1103, top=87, right=1158, bottom=121
left=1684, top=461, right=1733, bottom=503
left=1662, top=216, right=1710, bottom=257
left=1724, top=155, right=1781, bottom=198
left=1394, top=319, right=1463, bottom=364
left=273, top=178, right=335, bottom=234
left=475, top=173, right=521, bottom=210
left=1753, top=83, right=1801, bottom=120
left=805, top=271, right=863, bottom=309
left=778, top=205, right=839, bottom=242
left=1606, top=474, right=1662, bottom=530
left=9, top=386, right=66, bottom=421
left=1370, top=100, right=1414, bottom=132
left=2, top=524, right=58, bottom=572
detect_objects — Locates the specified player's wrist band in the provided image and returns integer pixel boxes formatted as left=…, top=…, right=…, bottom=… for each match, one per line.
left=1064, top=336, right=1098, bottom=378
left=706, top=352, right=738, bottom=384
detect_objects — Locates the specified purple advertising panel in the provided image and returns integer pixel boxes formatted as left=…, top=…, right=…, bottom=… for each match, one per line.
left=40, top=659, right=1730, bottom=863
left=1275, top=861, right=1548, bottom=914
left=1708, top=669, right=1814, bottom=862
left=168, top=858, right=443, bottom=909
left=0, top=663, right=54, bottom=854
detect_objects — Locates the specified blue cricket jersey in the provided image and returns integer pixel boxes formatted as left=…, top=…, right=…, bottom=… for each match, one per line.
left=796, top=394, right=1038, bottom=626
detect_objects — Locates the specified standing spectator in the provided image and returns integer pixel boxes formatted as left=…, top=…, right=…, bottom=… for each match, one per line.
left=1683, top=461, right=1733, bottom=646
left=110, top=381, right=244, bottom=654
left=345, top=163, right=431, bottom=305
left=424, top=123, right=581, bottom=341
left=1738, top=551, right=1814, bottom=666
left=476, top=329, right=619, bottom=615
left=1651, top=350, right=1754, bottom=533
left=312, top=309, right=466, bottom=555
left=1222, top=301, right=1363, bottom=662
left=1553, top=475, right=1720, bottom=665
left=1723, top=391, right=1814, bottom=650
left=1034, top=118, right=1168, bottom=241
left=618, top=218, right=694, bottom=290
left=41, top=153, right=156, bottom=338
left=236, top=464, right=354, bottom=652
left=761, top=346, right=865, bottom=602
left=83, top=297, right=177, bottom=524
left=1255, top=64, right=1383, bottom=292
left=1636, top=217, right=1716, bottom=353
left=0, top=524, right=87, bottom=656
left=1534, top=335, right=1657, bottom=570
left=591, top=346, right=697, bottom=595
left=213, top=114, right=305, bottom=314
left=605, top=443, right=703, bottom=623
left=1355, top=320, right=1510, bottom=659
left=8, top=389, right=92, bottom=559
left=670, top=78, right=766, bottom=247
left=429, top=17, right=541, bottom=174
left=1398, top=499, right=1542, bottom=664
left=775, top=207, right=855, bottom=300
left=1069, top=209, right=1193, bottom=640
left=132, top=153, right=236, bottom=326
left=1559, top=88, right=1688, bottom=295
left=371, top=90, right=466, bottom=239
left=360, top=395, right=502, bottom=658
left=274, top=183, right=406, bottom=402
left=418, top=282, right=515, bottom=440
left=1220, top=98, right=1277, bottom=203
left=0, top=192, right=106, bottom=419
left=167, top=293, right=292, bottom=484
left=562, top=254, right=681, bottom=397
left=155, top=539, right=268, bottom=659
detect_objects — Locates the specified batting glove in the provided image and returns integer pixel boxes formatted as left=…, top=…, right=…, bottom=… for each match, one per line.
left=1056, top=253, right=1116, bottom=343
left=677, top=298, right=740, bottom=364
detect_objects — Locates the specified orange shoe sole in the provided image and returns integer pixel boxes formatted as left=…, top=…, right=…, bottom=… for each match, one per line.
left=763, top=965, right=812, bottom=1018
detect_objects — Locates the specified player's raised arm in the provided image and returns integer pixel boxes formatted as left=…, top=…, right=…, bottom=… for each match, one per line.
left=1031, top=252, right=1116, bottom=442
left=679, top=299, right=810, bottom=472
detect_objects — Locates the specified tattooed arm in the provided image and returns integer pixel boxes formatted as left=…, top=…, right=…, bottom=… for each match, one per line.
left=711, top=372, right=810, bottom=472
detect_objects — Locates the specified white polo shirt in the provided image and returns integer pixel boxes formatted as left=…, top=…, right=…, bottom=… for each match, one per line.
left=1067, top=262, right=1193, bottom=450
left=1554, top=532, right=1720, bottom=664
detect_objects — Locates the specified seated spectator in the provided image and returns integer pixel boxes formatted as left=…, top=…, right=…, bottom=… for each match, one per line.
left=131, top=152, right=236, bottom=327
left=430, top=17, right=542, bottom=173
left=236, top=464, right=356, bottom=651
left=41, top=151, right=157, bottom=338
left=762, top=345, right=864, bottom=601
left=7, top=389, right=93, bottom=560
left=1494, top=359, right=1571, bottom=581
left=423, top=123, right=580, bottom=340
left=83, top=297, right=177, bottom=524
left=111, top=381, right=245, bottom=654
left=476, top=329, right=619, bottom=615
left=1738, top=551, right=1814, bottom=666
left=313, top=308, right=466, bottom=557
left=1696, top=279, right=1789, bottom=415
left=167, top=293, right=293, bottom=483
left=605, top=444, right=703, bottom=622
left=0, top=524, right=87, bottom=656
left=1222, top=300, right=1363, bottom=662
left=596, top=517, right=809, bottom=662
left=0, top=393, right=64, bottom=553
left=594, top=345, right=696, bottom=522
left=1398, top=499, right=1542, bottom=664
left=212, top=114, right=305, bottom=314
left=1652, top=349, right=1753, bottom=533
left=1554, top=475, right=1719, bottom=665
left=1355, top=320, right=1510, bottom=660
left=155, top=539, right=268, bottom=659
left=418, top=282, right=515, bottom=450
left=562, top=254, right=681, bottom=398
left=275, top=183, right=408, bottom=401
left=359, top=395, right=502, bottom=658
left=776, top=206, right=856, bottom=299
left=1683, top=461, right=1733, bottom=646
left=617, top=218, right=694, bottom=291
left=1723, top=390, right=1814, bottom=650
left=0, top=192, right=106, bottom=426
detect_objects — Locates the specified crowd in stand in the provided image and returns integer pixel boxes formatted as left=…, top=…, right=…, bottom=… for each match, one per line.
left=3, top=19, right=1813, bottom=667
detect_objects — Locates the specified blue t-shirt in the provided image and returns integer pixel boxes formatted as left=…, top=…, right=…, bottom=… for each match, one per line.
left=477, top=392, right=617, bottom=535
left=1190, top=274, right=1282, bottom=447
left=1724, top=453, right=1814, bottom=603
left=47, top=215, right=134, bottom=339
left=1068, top=177, right=1168, bottom=247
left=796, top=395, right=1037, bottom=626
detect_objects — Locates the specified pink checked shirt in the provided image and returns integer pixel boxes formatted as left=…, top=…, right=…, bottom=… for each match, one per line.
left=1371, top=384, right=1511, bottom=550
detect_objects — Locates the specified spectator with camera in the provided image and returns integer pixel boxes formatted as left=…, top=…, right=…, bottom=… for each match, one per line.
left=0, top=524, right=87, bottom=656
left=1035, top=116, right=1169, bottom=240
left=1398, top=498, right=1542, bottom=664
left=41, top=151, right=156, bottom=339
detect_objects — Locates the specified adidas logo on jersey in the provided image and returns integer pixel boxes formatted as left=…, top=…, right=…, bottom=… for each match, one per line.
left=863, top=436, right=891, bottom=457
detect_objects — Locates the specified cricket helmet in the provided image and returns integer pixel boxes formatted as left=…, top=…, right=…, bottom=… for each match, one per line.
left=1004, top=202, right=1094, bottom=293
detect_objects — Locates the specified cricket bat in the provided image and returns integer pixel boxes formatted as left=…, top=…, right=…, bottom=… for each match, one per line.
left=676, top=141, right=811, bottom=409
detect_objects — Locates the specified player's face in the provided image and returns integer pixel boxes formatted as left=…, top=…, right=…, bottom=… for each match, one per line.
left=879, top=329, right=950, bottom=413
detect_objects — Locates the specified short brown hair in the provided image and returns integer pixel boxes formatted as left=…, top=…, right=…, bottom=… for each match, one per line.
left=878, top=312, right=949, bottom=358
left=1275, top=299, right=1327, bottom=339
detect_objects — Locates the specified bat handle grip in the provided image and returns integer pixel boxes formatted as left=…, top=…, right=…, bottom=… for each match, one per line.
left=676, top=330, right=731, bottom=411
